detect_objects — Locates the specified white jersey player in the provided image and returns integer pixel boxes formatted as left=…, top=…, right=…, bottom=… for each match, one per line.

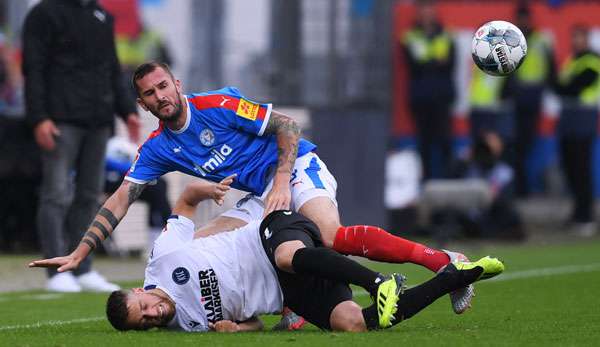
left=141, top=216, right=281, bottom=332
left=102, top=179, right=504, bottom=333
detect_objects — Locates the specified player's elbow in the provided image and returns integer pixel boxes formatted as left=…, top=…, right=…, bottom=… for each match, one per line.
left=272, top=111, right=301, bottom=136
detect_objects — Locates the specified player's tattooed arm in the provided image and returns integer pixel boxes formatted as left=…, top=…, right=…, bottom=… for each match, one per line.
left=262, top=110, right=299, bottom=214
left=264, top=110, right=300, bottom=175
left=28, top=180, right=147, bottom=271
left=80, top=180, right=147, bottom=250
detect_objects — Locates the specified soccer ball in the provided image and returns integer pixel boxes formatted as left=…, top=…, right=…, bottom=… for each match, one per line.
left=471, top=20, right=527, bottom=76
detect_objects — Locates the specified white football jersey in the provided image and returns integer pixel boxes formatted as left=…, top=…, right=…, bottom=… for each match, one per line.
left=143, top=215, right=283, bottom=332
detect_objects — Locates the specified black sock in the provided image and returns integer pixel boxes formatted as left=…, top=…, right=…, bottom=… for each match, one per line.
left=393, top=264, right=483, bottom=323
left=361, top=304, right=380, bottom=330
left=291, top=247, right=382, bottom=295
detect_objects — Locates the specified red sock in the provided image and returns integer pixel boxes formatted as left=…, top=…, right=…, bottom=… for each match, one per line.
left=332, top=225, right=450, bottom=272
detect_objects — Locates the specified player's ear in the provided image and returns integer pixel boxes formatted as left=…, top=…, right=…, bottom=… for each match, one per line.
left=175, top=79, right=182, bottom=93
left=131, top=287, right=144, bottom=294
left=136, top=98, right=149, bottom=111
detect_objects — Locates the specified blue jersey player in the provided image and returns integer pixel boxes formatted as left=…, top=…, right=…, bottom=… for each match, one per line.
left=30, top=62, right=476, bottom=320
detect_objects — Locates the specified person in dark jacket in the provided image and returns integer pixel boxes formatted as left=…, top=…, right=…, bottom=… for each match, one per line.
left=502, top=5, right=556, bottom=197
left=401, top=0, right=456, bottom=180
left=554, top=25, right=600, bottom=237
left=22, top=0, right=140, bottom=292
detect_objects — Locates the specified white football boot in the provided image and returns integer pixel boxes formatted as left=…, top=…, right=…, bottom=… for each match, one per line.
left=439, top=250, right=475, bottom=314
left=46, top=272, right=82, bottom=293
left=77, top=271, right=120, bottom=292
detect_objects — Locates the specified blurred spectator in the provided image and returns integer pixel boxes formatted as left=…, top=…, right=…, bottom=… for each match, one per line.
left=384, top=149, right=421, bottom=237
left=502, top=4, right=556, bottom=197
left=0, top=32, right=24, bottom=119
left=115, top=24, right=171, bottom=105
left=401, top=0, right=456, bottom=180
left=468, top=65, right=509, bottom=143
left=422, top=131, right=525, bottom=242
left=104, top=137, right=171, bottom=256
left=553, top=25, right=600, bottom=237
left=22, top=0, right=140, bottom=292
left=0, top=31, right=38, bottom=252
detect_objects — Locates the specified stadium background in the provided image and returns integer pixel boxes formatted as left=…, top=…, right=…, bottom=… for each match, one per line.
left=0, top=0, right=600, bottom=256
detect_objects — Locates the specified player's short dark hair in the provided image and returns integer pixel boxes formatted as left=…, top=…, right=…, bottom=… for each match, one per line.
left=106, top=290, right=131, bottom=331
left=131, top=61, right=174, bottom=95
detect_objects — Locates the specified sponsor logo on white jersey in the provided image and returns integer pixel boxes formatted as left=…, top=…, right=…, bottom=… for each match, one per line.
left=199, top=269, right=223, bottom=323
left=194, top=144, right=233, bottom=177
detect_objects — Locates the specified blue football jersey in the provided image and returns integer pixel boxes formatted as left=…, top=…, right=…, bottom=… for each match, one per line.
left=126, top=87, right=316, bottom=195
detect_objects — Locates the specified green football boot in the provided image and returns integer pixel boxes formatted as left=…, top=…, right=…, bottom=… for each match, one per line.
left=375, top=273, right=406, bottom=328
left=453, top=256, right=505, bottom=281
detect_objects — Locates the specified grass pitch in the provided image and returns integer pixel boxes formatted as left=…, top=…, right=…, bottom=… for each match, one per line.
left=1, top=239, right=599, bottom=347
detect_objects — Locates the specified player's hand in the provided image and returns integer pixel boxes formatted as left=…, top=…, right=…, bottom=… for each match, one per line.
left=28, top=254, right=82, bottom=273
left=263, top=176, right=291, bottom=217
left=209, top=320, right=240, bottom=333
left=212, top=174, right=236, bottom=206
left=34, top=119, right=60, bottom=151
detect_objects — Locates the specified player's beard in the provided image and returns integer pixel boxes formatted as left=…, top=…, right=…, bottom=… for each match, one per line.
left=152, top=91, right=184, bottom=123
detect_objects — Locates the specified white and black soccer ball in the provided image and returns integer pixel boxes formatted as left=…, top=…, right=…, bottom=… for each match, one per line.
left=471, top=20, right=527, bottom=76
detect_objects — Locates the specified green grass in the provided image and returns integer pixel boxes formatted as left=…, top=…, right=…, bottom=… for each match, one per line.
left=2, top=240, right=600, bottom=346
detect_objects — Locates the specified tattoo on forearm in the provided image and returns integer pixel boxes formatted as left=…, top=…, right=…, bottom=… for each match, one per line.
left=265, top=113, right=300, bottom=174
left=126, top=182, right=146, bottom=205
left=80, top=207, right=119, bottom=250
left=98, top=207, right=119, bottom=229
left=276, top=143, right=298, bottom=174
left=92, top=220, right=111, bottom=239
left=84, top=231, right=102, bottom=247
left=81, top=239, right=96, bottom=250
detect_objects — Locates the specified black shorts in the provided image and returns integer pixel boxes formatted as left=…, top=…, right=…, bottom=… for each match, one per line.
left=259, top=210, right=353, bottom=330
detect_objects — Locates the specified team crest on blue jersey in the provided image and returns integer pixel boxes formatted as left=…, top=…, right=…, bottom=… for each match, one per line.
left=199, top=129, right=215, bottom=146
left=172, top=267, right=190, bottom=285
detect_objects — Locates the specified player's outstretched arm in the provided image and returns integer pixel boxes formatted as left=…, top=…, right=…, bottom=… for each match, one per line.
left=172, top=175, right=236, bottom=220
left=263, top=110, right=300, bottom=216
left=28, top=180, right=146, bottom=272
left=209, top=317, right=263, bottom=333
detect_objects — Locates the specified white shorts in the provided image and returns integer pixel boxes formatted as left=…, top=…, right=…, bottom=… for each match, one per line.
left=221, top=152, right=338, bottom=223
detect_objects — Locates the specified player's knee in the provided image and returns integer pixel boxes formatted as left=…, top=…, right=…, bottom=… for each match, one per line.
left=329, top=301, right=367, bottom=332
left=317, top=222, right=341, bottom=248
left=274, top=240, right=305, bottom=273
left=298, top=197, right=341, bottom=247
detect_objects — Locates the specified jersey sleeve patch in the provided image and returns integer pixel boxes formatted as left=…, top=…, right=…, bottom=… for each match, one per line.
left=236, top=98, right=261, bottom=121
